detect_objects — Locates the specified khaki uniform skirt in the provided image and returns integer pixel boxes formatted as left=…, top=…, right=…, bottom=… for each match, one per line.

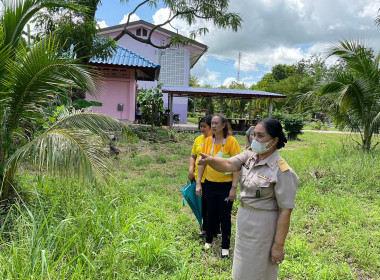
left=232, top=206, right=279, bottom=280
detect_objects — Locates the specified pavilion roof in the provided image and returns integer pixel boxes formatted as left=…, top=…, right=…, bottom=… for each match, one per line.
left=161, top=86, right=286, bottom=99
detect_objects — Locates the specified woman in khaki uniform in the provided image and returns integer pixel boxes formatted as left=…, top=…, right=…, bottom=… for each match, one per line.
left=198, top=118, right=299, bottom=280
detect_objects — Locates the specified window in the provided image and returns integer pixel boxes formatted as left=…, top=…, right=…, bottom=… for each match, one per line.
left=136, top=28, right=148, bottom=37
left=159, top=48, right=186, bottom=86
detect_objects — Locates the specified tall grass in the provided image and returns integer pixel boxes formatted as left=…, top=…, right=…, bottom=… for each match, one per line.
left=0, top=131, right=378, bottom=279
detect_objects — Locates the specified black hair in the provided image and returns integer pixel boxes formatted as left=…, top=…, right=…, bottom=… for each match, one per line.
left=198, top=115, right=212, bottom=130
left=212, top=113, right=229, bottom=138
left=258, top=118, right=287, bottom=149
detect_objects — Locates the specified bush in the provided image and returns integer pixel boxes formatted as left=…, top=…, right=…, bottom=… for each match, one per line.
left=283, top=115, right=304, bottom=140
left=271, top=110, right=286, bottom=122
left=138, top=84, right=165, bottom=126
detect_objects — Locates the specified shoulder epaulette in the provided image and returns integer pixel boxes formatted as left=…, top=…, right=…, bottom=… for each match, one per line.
left=277, top=158, right=290, bottom=172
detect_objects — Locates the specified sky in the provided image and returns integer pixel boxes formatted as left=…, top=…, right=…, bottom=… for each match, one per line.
left=95, top=0, right=380, bottom=87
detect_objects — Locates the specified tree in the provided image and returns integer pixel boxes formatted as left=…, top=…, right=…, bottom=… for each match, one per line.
left=32, top=0, right=116, bottom=64
left=32, top=0, right=117, bottom=100
left=271, top=64, right=296, bottom=82
left=32, top=0, right=242, bottom=99
left=0, top=0, right=132, bottom=200
left=113, top=0, right=242, bottom=48
left=305, top=40, right=380, bottom=151
left=33, top=0, right=242, bottom=54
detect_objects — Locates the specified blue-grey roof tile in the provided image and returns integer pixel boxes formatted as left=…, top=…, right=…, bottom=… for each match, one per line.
left=89, top=45, right=159, bottom=69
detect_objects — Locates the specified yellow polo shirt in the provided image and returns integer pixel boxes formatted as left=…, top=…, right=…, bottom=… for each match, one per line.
left=201, top=136, right=241, bottom=182
left=191, top=135, right=207, bottom=183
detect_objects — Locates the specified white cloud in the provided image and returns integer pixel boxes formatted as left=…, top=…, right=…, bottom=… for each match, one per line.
left=119, top=13, right=140, bottom=24
left=328, top=21, right=343, bottom=31
left=222, top=76, right=255, bottom=88
left=186, top=0, right=380, bottom=84
left=358, top=2, right=379, bottom=19
left=97, top=20, right=108, bottom=29
left=199, top=70, right=221, bottom=86
left=222, top=77, right=237, bottom=87
left=152, top=8, right=193, bottom=37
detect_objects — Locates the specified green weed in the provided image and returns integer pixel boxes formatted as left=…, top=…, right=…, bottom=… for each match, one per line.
left=0, top=132, right=378, bottom=279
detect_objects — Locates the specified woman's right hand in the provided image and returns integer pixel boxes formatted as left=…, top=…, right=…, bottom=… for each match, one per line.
left=188, top=172, right=195, bottom=182
left=198, top=153, right=211, bottom=165
left=196, top=182, right=202, bottom=198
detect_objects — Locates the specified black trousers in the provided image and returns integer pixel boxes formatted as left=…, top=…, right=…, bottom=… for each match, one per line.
left=201, top=183, right=221, bottom=234
left=203, top=179, right=233, bottom=249
left=201, top=182, right=207, bottom=231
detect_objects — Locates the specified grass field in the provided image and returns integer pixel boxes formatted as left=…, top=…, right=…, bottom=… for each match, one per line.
left=0, top=130, right=379, bottom=279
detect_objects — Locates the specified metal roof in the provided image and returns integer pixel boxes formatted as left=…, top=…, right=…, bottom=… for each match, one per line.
left=89, top=45, right=160, bottom=80
left=161, top=86, right=286, bottom=99
left=89, top=45, right=159, bottom=69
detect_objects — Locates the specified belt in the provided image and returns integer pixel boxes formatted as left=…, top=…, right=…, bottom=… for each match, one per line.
left=240, top=202, right=278, bottom=212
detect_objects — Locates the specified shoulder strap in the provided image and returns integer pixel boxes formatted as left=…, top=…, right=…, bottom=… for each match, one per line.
left=277, top=158, right=290, bottom=172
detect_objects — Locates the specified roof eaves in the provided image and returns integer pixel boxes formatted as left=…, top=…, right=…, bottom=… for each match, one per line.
left=99, top=20, right=207, bottom=50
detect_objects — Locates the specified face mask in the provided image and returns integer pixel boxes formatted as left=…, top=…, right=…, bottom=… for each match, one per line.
left=250, top=139, right=274, bottom=154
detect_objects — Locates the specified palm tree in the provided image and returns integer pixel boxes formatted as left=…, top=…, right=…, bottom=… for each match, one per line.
left=306, top=40, right=380, bottom=151
left=0, top=0, right=133, bottom=200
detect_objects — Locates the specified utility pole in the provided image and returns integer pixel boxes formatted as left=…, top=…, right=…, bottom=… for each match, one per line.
left=237, top=51, right=241, bottom=82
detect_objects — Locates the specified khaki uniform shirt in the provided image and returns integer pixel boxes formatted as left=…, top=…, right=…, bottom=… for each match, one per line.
left=231, top=149, right=299, bottom=210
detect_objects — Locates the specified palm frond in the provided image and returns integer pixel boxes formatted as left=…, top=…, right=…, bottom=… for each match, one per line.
left=6, top=128, right=111, bottom=184
left=48, top=107, right=136, bottom=142
left=2, top=36, right=98, bottom=139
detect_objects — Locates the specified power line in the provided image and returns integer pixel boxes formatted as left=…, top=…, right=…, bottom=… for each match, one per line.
left=206, top=56, right=269, bottom=72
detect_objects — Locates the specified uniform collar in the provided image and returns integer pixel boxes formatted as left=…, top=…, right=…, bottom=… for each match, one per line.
left=251, top=149, right=279, bottom=170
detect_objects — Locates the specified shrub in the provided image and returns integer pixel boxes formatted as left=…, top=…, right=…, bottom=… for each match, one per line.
left=138, top=84, right=165, bottom=126
left=271, top=110, right=286, bottom=122
left=283, top=115, right=304, bottom=140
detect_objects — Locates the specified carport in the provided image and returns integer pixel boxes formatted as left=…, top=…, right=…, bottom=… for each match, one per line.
left=161, top=86, right=286, bottom=128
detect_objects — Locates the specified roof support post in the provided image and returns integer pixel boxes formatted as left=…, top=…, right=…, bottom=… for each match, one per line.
left=268, top=98, right=273, bottom=118
left=232, top=99, right=235, bottom=117
left=208, top=96, right=212, bottom=115
left=249, top=99, right=252, bottom=120
left=169, top=93, right=174, bottom=128
left=220, top=97, right=224, bottom=113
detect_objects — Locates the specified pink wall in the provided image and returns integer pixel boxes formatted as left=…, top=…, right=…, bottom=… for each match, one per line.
left=105, top=30, right=194, bottom=85
left=86, top=72, right=137, bottom=121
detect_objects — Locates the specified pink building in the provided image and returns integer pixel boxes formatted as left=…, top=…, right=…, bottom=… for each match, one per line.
left=86, top=45, right=160, bottom=121
left=87, top=20, right=207, bottom=123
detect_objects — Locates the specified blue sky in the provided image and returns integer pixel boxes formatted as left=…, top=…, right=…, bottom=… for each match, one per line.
left=96, top=0, right=380, bottom=88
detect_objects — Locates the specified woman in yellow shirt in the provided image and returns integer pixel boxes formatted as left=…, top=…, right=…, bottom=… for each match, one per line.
left=188, top=115, right=212, bottom=236
left=196, top=114, right=241, bottom=258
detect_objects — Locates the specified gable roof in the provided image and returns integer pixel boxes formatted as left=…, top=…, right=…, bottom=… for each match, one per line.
left=89, top=45, right=160, bottom=81
left=98, top=20, right=208, bottom=68
left=99, top=20, right=207, bottom=50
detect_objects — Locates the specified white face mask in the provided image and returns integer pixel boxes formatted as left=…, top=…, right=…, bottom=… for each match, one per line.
left=250, top=139, right=274, bottom=154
